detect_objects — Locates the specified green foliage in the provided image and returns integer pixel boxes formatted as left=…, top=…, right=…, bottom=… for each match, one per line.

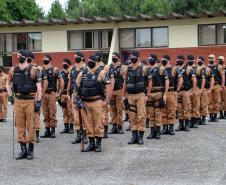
left=48, top=0, right=66, bottom=19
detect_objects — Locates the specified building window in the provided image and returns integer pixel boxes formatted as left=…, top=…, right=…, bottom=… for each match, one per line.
left=28, top=33, right=42, bottom=51
left=84, top=31, right=99, bottom=49
left=136, top=28, right=151, bottom=47
left=152, top=27, right=168, bottom=47
left=101, top=30, right=113, bottom=49
left=217, top=24, right=226, bottom=44
left=120, top=29, right=135, bottom=48
left=199, top=25, right=216, bottom=45
left=13, top=33, right=27, bottom=51
left=68, top=31, right=83, bottom=50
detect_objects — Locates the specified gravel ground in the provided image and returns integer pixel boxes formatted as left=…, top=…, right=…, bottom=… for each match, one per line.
left=0, top=105, right=226, bottom=185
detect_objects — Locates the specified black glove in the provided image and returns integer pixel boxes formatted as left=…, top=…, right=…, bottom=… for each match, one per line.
left=57, top=99, right=62, bottom=107
left=34, top=100, right=41, bottom=113
left=9, top=96, right=14, bottom=105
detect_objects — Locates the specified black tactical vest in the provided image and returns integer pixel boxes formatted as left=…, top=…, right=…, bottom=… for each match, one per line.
left=62, top=71, right=69, bottom=90
left=12, top=64, right=37, bottom=95
left=224, top=67, right=226, bottom=86
left=180, top=65, right=192, bottom=90
left=151, top=66, right=164, bottom=87
left=80, top=68, right=104, bottom=98
left=210, top=65, right=222, bottom=85
left=70, top=66, right=83, bottom=90
left=165, top=67, right=175, bottom=87
left=126, top=66, right=145, bottom=94
left=110, top=64, right=124, bottom=91
left=196, top=68, right=204, bottom=89
left=45, top=67, right=57, bottom=91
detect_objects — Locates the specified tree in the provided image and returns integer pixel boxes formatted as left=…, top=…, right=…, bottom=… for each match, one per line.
left=0, top=1, right=11, bottom=21
left=48, top=0, right=66, bottom=19
left=140, top=0, right=171, bottom=15
left=66, top=0, right=81, bottom=18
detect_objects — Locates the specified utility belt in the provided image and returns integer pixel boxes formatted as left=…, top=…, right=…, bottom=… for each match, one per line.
left=82, top=96, right=103, bottom=102
left=16, top=94, right=35, bottom=100
left=180, top=86, right=191, bottom=91
left=0, top=88, right=6, bottom=93
left=151, top=87, right=174, bottom=93
left=127, top=90, right=144, bottom=95
left=61, top=89, right=67, bottom=95
left=113, top=86, right=123, bottom=91
left=214, top=82, right=221, bottom=85
left=46, top=88, right=56, bottom=94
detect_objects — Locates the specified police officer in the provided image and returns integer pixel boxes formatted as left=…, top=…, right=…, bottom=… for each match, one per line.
left=176, top=55, right=196, bottom=131
left=146, top=54, right=169, bottom=139
left=0, top=66, right=8, bottom=122
left=187, top=54, right=205, bottom=128
left=123, top=51, right=149, bottom=145
left=76, top=55, right=111, bottom=152
left=41, top=54, right=64, bottom=138
left=109, top=52, right=124, bottom=134
left=6, top=50, right=42, bottom=160
left=207, top=54, right=225, bottom=122
left=69, top=51, right=88, bottom=144
left=161, top=55, right=183, bottom=135
left=197, top=56, right=214, bottom=125
left=59, top=58, right=74, bottom=134
left=218, top=56, right=226, bottom=119
left=27, top=51, right=48, bottom=143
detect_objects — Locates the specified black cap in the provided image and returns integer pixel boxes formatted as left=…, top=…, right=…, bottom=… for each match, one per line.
left=74, top=51, right=84, bottom=58
left=150, top=53, right=158, bottom=60
left=18, top=50, right=29, bottom=58
left=177, top=55, right=185, bottom=60
left=162, top=55, right=170, bottom=61
left=95, top=51, right=103, bottom=59
left=187, top=54, right=195, bottom=60
left=198, top=56, right=205, bottom=61
left=130, top=50, right=140, bottom=58
left=28, top=51, right=35, bottom=59
left=0, top=66, right=4, bottom=70
left=63, top=58, right=71, bottom=65
left=112, top=52, right=120, bottom=58
left=89, top=55, right=98, bottom=62
left=44, top=54, right=52, bottom=60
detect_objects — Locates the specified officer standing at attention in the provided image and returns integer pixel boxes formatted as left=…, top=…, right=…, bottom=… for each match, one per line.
left=6, top=50, right=42, bottom=160
left=69, top=51, right=88, bottom=144
left=41, top=54, right=64, bottom=138
left=207, top=54, right=224, bottom=122
left=59, top=58, right=74, bottom=134
left=123, top=51, right=150, bottom=145
left=76, top=55, right=111, bottom=152
left=0, top=66, right=8, bottom=122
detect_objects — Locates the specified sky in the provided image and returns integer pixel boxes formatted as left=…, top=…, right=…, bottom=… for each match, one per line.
left=35, top=0, right=68, bottom=14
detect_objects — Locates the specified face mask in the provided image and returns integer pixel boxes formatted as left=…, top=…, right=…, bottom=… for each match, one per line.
left=27, top=58, right=32, bottom=63
left=177, top=59, right=184, bottom=66
left=112, top=58, right=118, bottom=63
left=130, top=58, right=138, bottom=64
left=198, top=61, right=203, bottom=66
left=218, top=59, right=224, bottom=65
left=209, top=58, right=214, bottom=64
left=87, top=60, right=96, bottom=68
left=63, top=64, right=69, bottom=69
left=75, top=57, right=82, bottom=63
left=188, top=60, right=194, bottom=66
left=149, top=58, right=156, bottom=65
left=19, top=56, right=26, bottom=64
left=161, top=59, right=168, bottom=66
left=43, top=60, right=50, bottom=65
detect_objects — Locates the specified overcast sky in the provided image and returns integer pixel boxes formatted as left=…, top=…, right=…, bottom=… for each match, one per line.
left=36, top=0, right=68, bottom=14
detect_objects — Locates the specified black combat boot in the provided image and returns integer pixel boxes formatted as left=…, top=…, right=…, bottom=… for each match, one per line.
left=27, top=143, right=34, bottom=160
left=118, top=125, right=124, bottom=134
left=128, top=131, right=138, bottom=144
left=138, top=131, right=144, bottom=145
left=147, top=127, right=156, bottom=139
left=40, top=127, right=51, bottom=138
left=36, top=130, right=40, bottom=143
left=50, top=128, right=56, bottom=138
left=95, top=137, right=102, bottom=152
left=82, top=137, right=95, bottom=152
left=15, top=143, right=27, bottom=160
left=161, top=125, right=169, bottom=135
left=218, top=111, right=224, bottom=119
left=193, top=118, right=198, bottom=128
left=60, top=124, right=69, bottom=134
left=82, top=130, right=88, bottom=144
left=176, top=120, right=185, bottom=131
left=109, top=124, right=118, bottom=134
left=103, top=126, right=108, bottom=138
left=155, top=126, right=161, bottom=139
left=126, top=124, right=131, bottom=131
left=71, top=130, right=81, bottom=144
left=190, top=118, right=194, bottom=128
left=200, top=116, right=206, bottom=125
left=184, top=120, right=190, bottom=131
left=208, top=114, right=214, bottom=122
left=68, top=124, right=74, bottom=134
left=146, top=118, right=150, bottom=128
left=124, top=113, right=129, bottom=121
left=213, top=113, right=218, bottom=122
left=168, top=125, right=175, bottom=135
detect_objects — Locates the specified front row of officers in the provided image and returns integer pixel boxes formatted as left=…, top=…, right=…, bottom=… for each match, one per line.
left=5, top=49, right=226, bottom=160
